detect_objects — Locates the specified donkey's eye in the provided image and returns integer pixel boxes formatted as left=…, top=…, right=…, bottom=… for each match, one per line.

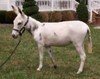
left=18, top=22, right=22, bottom=25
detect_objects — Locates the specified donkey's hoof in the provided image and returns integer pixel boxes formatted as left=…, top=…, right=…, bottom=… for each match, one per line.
left=37, top=68, right=41, bottom=71
left=77, top=70, right=82, bottom=74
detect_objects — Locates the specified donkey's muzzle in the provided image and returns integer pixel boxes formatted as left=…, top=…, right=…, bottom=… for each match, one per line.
left=12, top=34, right=18, bottom=39
left=12, top=27, right=25, bottom=37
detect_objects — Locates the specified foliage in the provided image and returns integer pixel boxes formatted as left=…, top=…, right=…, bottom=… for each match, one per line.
left=23, top=0, right=41, bottom=21
left=0, top=25, right=100, bottom=79
left=23, top=0, right=36, bottom=8
left=62, top=11, right=77, bottom=21
left=39, top=11, right=77, bottom=22
left=49, top=11, right=62, bottom=22
left=0, top=11, right=16, bottom=24
left=76, top=0, right=89, bottom=23
left=5, top=11, right=16, bottom=24
left=39, top=12, right=49, bottom=22
left=0, top=11, right=6, bottom=23
left=23, top=6, right=38, bottom=15
left=76, top=0, right=80, bottom=2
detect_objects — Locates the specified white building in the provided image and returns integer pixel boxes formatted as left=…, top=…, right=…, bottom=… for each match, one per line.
left=0, top=0, right=24, bottom=11
left=0, top=0, right=100, bottom=23
left=35, top=0, right=100, bottom=22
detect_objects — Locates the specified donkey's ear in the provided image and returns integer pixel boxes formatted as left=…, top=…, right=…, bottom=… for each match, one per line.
left=11, top=5, right=18, bottom=14
left=18, top=7, right=22, bottom=15
left=18, top=7, right=24, bottom=17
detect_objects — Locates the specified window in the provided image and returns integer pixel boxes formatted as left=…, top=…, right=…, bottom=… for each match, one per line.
left=15, top=1, right=20, bottom=6
left=15, top=0, right=24, bottom=6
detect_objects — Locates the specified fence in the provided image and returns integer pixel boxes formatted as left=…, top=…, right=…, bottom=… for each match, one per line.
left=36, top=0, right=79, bottom=11
left=88, top=0, right=100, bottom=22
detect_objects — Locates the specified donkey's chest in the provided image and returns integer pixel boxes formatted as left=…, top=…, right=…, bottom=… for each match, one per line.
left=33, top=30, right=43, bottom=44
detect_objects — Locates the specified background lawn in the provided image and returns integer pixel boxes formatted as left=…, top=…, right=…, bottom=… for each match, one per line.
left=0, top=24, right=100, bottom=79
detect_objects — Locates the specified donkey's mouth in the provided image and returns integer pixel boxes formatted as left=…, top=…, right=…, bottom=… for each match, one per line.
left=12, top=34, right=18, bottom=39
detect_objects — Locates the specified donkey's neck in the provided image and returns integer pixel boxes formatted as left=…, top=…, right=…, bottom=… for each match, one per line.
left=25, top=16, right=41, bottom=29
left=30, top=17, right=41, bottom=27
left=25, top=16, right=42, bottom=34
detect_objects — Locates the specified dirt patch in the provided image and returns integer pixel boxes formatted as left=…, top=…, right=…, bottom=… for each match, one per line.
left=94, top=27, right=100, bottom=29
left=0, top=24, right=13, bottom=27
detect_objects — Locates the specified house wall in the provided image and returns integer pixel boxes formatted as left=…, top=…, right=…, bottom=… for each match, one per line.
left=0, top=0, right=23, bottom=11
left=0, top=0, right=8, bottom=11
left=36, top=0, right=79, bottom=11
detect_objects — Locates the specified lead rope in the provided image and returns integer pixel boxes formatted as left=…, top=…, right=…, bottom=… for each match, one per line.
left=0, top=16, right=29, bottom=68
left=0, top=36, right=21, bottom=68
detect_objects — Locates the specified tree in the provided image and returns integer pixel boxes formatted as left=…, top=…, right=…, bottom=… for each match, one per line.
left=23, top=0, right=41, bottom=21
left=76, top=0, right=80, bottom=2
left=76, top=0, right=89, bottom=23
left=76, top=0, right=88, bottom=4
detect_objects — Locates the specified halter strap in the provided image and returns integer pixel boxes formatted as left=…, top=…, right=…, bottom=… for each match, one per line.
left=13, top=16, right=29, bottom=36
left=23, top=16, right=29, bottom=26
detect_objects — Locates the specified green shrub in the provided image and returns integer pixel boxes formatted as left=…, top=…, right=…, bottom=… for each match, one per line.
left=23, top=0, right=40, bottom=21
left=0, top=11, right=6, bottom=23
left=23, top=1, right=36, bottom=8
left=0, top=11, right=16, bottom=24
left=76, top=0, right=89, bottom=23
left=31, top=13, right=42, bottom=21
left=23, top=6, right=39, bottom=15
left=5, top=11, right=16, bottom=24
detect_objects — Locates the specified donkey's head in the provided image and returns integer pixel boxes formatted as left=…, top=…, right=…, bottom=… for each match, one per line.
left=11, top=5, right=29, bottom=38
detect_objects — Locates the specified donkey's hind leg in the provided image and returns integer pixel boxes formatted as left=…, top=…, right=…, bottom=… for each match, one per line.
left=74, top=42, right=86, bottom=74
left=46, top=47, right=57, bottom=69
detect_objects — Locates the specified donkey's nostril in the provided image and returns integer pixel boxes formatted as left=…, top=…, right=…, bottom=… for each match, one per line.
left=12, top=34, right=17, bottom=39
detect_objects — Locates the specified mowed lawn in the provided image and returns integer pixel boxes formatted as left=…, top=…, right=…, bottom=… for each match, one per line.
left=0, top=24, right=100, bottom=79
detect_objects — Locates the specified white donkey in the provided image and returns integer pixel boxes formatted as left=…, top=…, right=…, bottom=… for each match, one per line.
left=11, top=6, right=92, bottom=74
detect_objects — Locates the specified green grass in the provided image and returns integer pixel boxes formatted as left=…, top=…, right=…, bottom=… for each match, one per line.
left=0, top=25, right=100, bottom=79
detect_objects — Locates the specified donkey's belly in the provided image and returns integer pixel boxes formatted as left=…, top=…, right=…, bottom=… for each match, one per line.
left=43, top=37, right=71, bottom=46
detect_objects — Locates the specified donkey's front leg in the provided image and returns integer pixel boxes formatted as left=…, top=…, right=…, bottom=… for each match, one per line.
left=37, top=44, right=44, bottom=71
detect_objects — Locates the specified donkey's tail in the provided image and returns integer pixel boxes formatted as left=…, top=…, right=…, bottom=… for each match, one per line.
left=87, top=28, right=92, bottom=53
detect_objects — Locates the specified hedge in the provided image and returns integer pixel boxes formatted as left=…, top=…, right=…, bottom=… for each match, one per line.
left=49, top=11, right=62, bottom=22
left=31, top=13, right=42, bottom=21
left=23, top=6, right=39, bottom=15
left=39, top=11, right=77, bottom=22
left=39, top=12, right=49, bottom=22
left=0, top=11, right=16, bottom=24
left=62, top=11, right=77, bottom=21
left=0, top=10, right=77, bottom=23
left=5, top=11, right=16, bottom=24
left=0, top=11, right=6, bottom=23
